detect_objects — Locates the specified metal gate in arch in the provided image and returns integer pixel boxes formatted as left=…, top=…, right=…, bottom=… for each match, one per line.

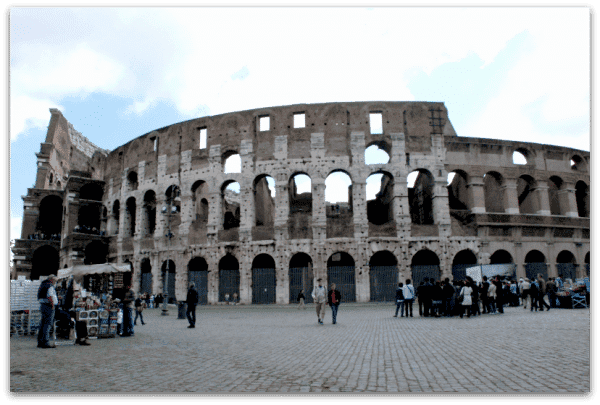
left=289, top=267, right=314, bottom=304
left=219, top=269, right=240, bottom=302
left=411, top=265, right=441, bottom=287
left=369, top=266, right=398, bottom=302
left=525, top=263, right=548, bottom=281
left=161, top=272, right=176, bottom=303
left=140, top=273, right=152, bottom=295
left=252, top=268, right=276, bottom=304
left=556, top=263, right=577, bottom=281
left=188, top=271, right=208, bottom=305
left=327, top=266, right=356, bottom=302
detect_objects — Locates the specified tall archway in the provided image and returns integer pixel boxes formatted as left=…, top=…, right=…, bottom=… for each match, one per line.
left=517, top=175, right=537, bottom=214
left=161, top=259, right=176, bottom=303
left=125, top=197, right=136, bottom=237
left=585, top=252, right=590, bottom=277
left=490, top=250, right=514, bottom=264
left=447, top=170, right=469, bottom=210
left=84, top=241, right=108, bottom=265
left=483, top=172, right=504, bottom=213
left=451, top=249, right=477, bottom=281
left=221, top=181, right=240, bottom=230
left=218, top=254, right=240, bottom=302
left=525, top=250, right=547, bottom=280
left=548, top=176, right=563, bottom=216
left=253, top=175, right=276, bottom=227
left=556, top=251, right=577, bottom=281
left=327, top=252, right=356, bottom=302
left=411, top=250, right=441, bottom=286
left=289, top=173, right=312, bottom=239
left=366, top=171, right=394, bottom=228
left=325, top=171, right=354, bottom=238
left=408, top=169, right=434, bottom=225
left=140, top=258, right=152, bottom=295
left=31, top=245, right=59, bottom=280
left=80, top=183, right=104, bottom=201
left=188, top=257, right=208, bottom=305
left=191, top=180, right=209, bottom=222
left=143, top=190, right=156, bottom=236
left=111, top=200, right=120, bottom=235
left=251, top=254, right=276, bottom=304
left=289, top=253, right=314, bottom=304
left=369, top=250, right=398, bottom=302
left=38, top=195, right=63, bottom=236
left=576, top=181, right=589, bottom=218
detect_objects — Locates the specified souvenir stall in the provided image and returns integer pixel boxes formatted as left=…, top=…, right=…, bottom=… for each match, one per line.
left=56, top=263, right=132, bottom=339
left=555, top=277, right=590, bottom=309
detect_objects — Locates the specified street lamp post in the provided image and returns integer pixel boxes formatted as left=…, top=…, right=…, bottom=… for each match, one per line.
left=161, top=194, right=177, bottom=316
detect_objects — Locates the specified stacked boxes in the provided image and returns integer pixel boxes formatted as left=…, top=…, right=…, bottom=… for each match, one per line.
left=11, top=279, right=43, bottom=337
left=109, top=310, right=118, bottom=335
left=87, top=310, right=98, bottom=337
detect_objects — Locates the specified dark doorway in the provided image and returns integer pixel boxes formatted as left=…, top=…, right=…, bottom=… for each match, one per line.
left=219, top=254, right=240, bottom=302
left=251, top=254, right=276, bottom=304
left=327, top=252, right=356, bottom=302
left=289, top=253, right=314, bottom=304
left=411, top=250, right=441, bottom=286
left=369, top=251, right=398, bottom=302
left=188, top=257, right=208, bottom=305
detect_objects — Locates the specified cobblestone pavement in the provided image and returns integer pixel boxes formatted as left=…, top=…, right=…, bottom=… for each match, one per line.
left=10, top=304, right=590, bottom=394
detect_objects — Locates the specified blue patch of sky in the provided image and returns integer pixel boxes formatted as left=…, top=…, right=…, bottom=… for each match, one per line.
left=406, top=30, right=533, bottom=137
left=231, top=66, right=250, bottom=81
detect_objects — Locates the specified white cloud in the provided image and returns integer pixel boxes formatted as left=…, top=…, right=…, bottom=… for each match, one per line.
left=10, top=95, right=60, bottom=141
left=11, top=216, right=23, bottom=241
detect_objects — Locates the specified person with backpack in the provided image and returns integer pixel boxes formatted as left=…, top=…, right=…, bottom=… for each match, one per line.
left=393, top=283, right=405, bottom=317
left=134, top=294, right=146, bottom=326
left=186, top=282, right=199, bottom=328
left=402, top=279, right=415, bottom=317
left=529, top=280, right=539, bottom=311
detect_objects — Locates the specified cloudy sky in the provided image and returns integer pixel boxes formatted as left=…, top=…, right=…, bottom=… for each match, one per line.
left=7, top=5, right=591, bottom=241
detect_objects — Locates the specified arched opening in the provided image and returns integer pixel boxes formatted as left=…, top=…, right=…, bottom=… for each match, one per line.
left=191, top=181, right=209, bottom=223
left=289, top=253, right=314, bottom=304
left=447, top=170, right=469, bottom=210
left=222, top=181, right=241, bottom=230
left=218, top=254, right=240, bottom=302
left=451, top=249, right=477, bottom=281
left=490, top=250, right=514, bottom=264
left=585, top=252, right=590, bottom=277
left=125, top=197, right=136, bottom=237
left=140, top=258, right=152, bottom=295
left=408, top=169, right=434, bottom=225
left=512, top=149, right=528, bottom=165
left=289, top=173, right=312, bottom=239
left=517, top=175, right=537, bottom=214
left=223, top=151, right=241, bottom=174
left=254, top=175, right=276, bottom=227
left=127, top=171, right=138, bottom=191
left=325, top=171, right=353, bottom=238
left=143, top=190, right=156, bottom=236
left=37, top=195, right=63, bottom=237
left=80, top=183, right=104, bottom=201
left=369, top=250, right=398, bottom=302
left=163, top=185, right=182, bottom=233
left=575, top=181, right=589, bottom=218
left=364, top=142, right=390, bottom=165
left=548, top=176, right=563, bottom=216
left=84, top=241, right=108, bottom=265
left=366, top=171, right=395, bottom=231
left=251, top=254, right=276, bottom=304
left=483, top=172, right=504, bottom=213
left=160, top=260, right=176, bottom=303
left=31, top=245, right=59, bottom=280
left=111, top=200, right=120, bottom=235
left=77, top=202, right=101, bottom=232
left=556, top=251, right=577, bottom=281
left=571, top=155, right=585, bottom=171
left=525, top=250, right=547, bottom=280
left=411, top=250, right=441, bottom=287
left=188, top=257, right=208, bottom=305
left=327, top=252, right=356, bottom=302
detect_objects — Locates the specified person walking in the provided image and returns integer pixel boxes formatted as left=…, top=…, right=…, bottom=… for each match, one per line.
left=37, top=275, right=58, bottom=348
left=134, top=295, right=146, bottom=326
left=186, top=282, right=199, bottom=328
left=493, top=277, right=504, bottom=314
left=520, top=278, right=531, bottom=309
left=297, top=290, right=306, bottom=310
left=312, top=278, right=327, bottom=325
left=393, top=283, right=404, bottom=317
left=459, top=280, right=473, bottom=318
left=480, top=276, right=490, bottom=314
left=402, top=279, right=415, bottom=317
left=546, top=277, right=558, bottom=308
left=529, top=280, right=539, bottom=311
left=328, top=283, right=341, bottom=324
left=537, top=274, right=551, bottom=311
left=487, top=280, right=497, bottom=314
left=121, top=285, right=135, bottom=337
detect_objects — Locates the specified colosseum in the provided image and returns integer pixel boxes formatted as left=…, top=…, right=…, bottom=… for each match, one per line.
left=12, top=101, right=590, bottom=304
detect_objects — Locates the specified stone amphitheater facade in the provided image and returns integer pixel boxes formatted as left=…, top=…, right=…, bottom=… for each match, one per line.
left=13, top=102, right=590, bottom=304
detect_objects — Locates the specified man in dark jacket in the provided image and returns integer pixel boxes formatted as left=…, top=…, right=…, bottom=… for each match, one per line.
left=442, top=278, right=455, bottom=317
left=186, top=282, right=199, bottom=328
left=122, top=285, right=136, bottom=336
left=393, top=283, right=405, bottom=317
left=327, top=283, right=342, bottom=324
left=480, top=276, right=490, bottom=314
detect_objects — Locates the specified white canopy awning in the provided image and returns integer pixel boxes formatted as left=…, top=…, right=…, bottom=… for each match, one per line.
left=57, top=263, right=131, bottom=279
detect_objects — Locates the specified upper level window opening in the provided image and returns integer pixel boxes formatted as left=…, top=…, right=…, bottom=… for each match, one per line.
left=369, top=112, right=383, bottom=135
left=151, top=136, right=158, bottom=152
left=224, top=153, right=242, bottom=174
left=365, top=144, right=390, bottom=165
left=199, top=128, right=207, bottom=149
left=259, top=116, right=270, bottom=132
left=512, top=150, right=527, bottom=165
left=293, top=113, right=305, bottom=128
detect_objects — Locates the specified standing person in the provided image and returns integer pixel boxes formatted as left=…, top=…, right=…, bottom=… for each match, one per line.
left=487, top=280, right=497, bottom=313
left=520, top=278, right=531, bottom=309
left=134, top=295, right=146, bottom=326
left=312, top=278, right=327, bottom=325
left=470, top=281, right=481, bottom=316
left=459, top=280, right=473, bottom=318
left=442, top=278, right=455, bottom=317
left=328, top=283, right=341, bottom=324
left=423, top=278, right=433, bottom=317
left=402, top=279, right=415, bottom=318
left=297, top=290, right=306, bottom=310
left=546, top=277, right=557, bottom=308
left=186, top=282, right=199, bottom=328
left=393, top=283, right=404, bottom=317
left=480, top=276, right=490, bottom=314
left=416, top=281, right=426, bottom=317
left=37, top=275, right=58, bottom=349
left=537, top=274, right=550, bottom=311
left=529, top=279, right=539, bottom=311
left=493, top=277, right=504, bottom=314
left=121, top=285, right=135, bottom=337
